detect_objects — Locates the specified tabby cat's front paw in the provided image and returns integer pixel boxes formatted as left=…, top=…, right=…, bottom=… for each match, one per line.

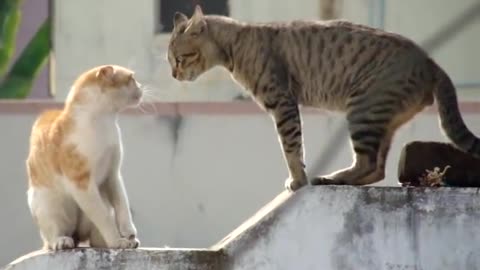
left=285, top=177, right=307, bottom=192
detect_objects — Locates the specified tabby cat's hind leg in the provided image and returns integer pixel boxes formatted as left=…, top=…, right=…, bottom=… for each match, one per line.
left=316, top=129, right=396, bottom=186
left=311, top=128, right=385, bottom=185
left=311, top=152, right=380, bottom=185
left=311, top=90, right=427, bottom=186
left=312, top=94, right=393, bottom=185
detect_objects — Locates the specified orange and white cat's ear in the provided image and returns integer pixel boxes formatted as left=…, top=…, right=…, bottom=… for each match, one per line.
left=173, top=12, right=188, bottom=28
left=96, top=65, right=115, bottom=80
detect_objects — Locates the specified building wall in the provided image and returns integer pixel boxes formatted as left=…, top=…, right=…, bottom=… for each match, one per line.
left=53, top=0, right=480, bottom=101
left=1, top=106, right=480, bottom=265
left=3, top=0, right=480, bottom=266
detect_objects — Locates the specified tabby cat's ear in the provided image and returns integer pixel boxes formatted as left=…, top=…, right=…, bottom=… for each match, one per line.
left=192, top=5, right=204, bottom=18
left=96, top=65, right=114, bottom=80
left=186, top=5, right=206, bottom=36
left=173, top=12, right=188, bottom=28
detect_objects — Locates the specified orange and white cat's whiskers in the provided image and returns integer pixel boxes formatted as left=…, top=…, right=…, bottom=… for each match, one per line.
left=134, top=85, right=160, bottom=114
left=140, top=84, right=159, bottom=94
left=137, top=96, right=158, bottom=114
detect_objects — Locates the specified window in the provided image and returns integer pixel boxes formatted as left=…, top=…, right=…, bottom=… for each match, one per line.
left=157, top=0, right=229, bottom=33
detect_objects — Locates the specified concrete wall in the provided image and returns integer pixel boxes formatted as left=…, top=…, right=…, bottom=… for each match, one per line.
left=1, top=105, right=480, bottom=265
left=52, top=0, right=480, bottom=101
left=5, top=186, right=480, bottom=270
left=3, top=248, right=222, bottom=270
left=224, top=186, right=480, bottom=270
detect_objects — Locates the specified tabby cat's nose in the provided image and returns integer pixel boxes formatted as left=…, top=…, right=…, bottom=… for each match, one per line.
left=172, top=69, right=178, bottom=79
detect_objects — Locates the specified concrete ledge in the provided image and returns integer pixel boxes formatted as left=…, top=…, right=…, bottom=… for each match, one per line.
left=3, top=248, right=224, bottom=270
left=5, top=186, right=480, bottom=270
left=216, top=186, right=480, bottom=270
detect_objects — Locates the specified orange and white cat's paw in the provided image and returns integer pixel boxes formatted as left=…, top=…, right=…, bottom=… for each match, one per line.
left=114, top=236, right=140, bottom=249
left=50, top=236, right=75, bottom=250
left=119, top=223, right=137, bottom=239
left=284, top=177, right=308, bottom=192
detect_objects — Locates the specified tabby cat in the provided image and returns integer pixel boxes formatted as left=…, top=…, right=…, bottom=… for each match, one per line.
left=167, top=6, right=480, bottom=191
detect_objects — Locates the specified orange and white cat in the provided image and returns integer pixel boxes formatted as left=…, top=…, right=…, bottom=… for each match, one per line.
left=26, top=65, right=142, bottom=250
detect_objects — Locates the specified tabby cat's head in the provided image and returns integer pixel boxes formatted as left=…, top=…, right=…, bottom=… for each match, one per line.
left=167, top=5, right=222, bottom=81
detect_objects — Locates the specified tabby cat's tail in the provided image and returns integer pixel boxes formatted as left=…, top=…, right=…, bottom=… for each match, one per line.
left=433, top=63, right=480, bottom=157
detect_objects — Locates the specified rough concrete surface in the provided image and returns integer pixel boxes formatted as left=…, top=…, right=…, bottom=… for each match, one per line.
left=4, top=186, right=480, bottom=270
left=2, top=248, right=225, bottom=270
left=219, top=186, right=480, bottom=270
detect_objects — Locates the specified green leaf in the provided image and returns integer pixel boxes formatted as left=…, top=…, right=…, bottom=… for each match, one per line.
left=0, top=0, right=23, bottom=76
left=0, top=17, right=51, bottom=99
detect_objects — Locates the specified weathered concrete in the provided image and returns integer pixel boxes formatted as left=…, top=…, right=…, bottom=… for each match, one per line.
left=4, top=186, right=480, bottom=270
left=3, top=248, right=225, bottom=270
left=217, top=186, right=480, bottom=270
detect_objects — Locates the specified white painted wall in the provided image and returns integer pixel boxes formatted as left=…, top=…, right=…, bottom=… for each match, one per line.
left=2, top=110, right=480, bottom=265
left=53, top=0, right=480, bottom=102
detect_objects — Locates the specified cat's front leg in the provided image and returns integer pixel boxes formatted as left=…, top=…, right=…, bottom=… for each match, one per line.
left=69, top=183, right=137, bottom=249
left=105, top=147, right=139, bottom=247
left=267, top=97, right=308, bottom=191
left=106, top=171, right=139, bottom=246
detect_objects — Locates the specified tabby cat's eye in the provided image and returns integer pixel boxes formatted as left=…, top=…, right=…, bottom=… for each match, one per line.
left=175, top=56, right=183, bottom=65
left=181, top=52, right=198, bottom=58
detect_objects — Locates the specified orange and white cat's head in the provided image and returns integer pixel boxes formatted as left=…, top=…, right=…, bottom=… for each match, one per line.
left=66, top=65, right=143, bottom=113
left=167, top=5, right=224, bottom=81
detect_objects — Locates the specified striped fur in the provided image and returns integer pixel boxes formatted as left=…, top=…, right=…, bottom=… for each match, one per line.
left=167, top=6, right=480, bottom=191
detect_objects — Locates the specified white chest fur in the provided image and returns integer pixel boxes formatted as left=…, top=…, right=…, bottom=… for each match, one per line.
left=68, top=113, right=121, bottom=185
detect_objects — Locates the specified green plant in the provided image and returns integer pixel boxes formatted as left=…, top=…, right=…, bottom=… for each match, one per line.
left=0, top=0, right=51, bottom=99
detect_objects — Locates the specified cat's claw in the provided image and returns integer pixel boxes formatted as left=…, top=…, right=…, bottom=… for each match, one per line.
left=285, top=177, right=307, bottom=192
left=115, top=236, right=140, bottom=249
left=51, top=236, right=75, bottom=250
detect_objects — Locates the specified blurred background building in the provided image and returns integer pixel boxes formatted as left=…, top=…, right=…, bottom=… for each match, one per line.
left=1, top=0, right=480, bottom=265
